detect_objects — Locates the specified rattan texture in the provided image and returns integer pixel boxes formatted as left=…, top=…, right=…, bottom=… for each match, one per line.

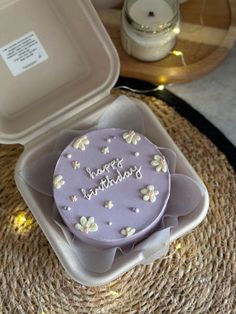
left=0, top=91, right=235, bottom=314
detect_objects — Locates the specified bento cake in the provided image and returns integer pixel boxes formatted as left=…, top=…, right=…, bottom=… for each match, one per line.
left=53, top=128, right=170, bottom=248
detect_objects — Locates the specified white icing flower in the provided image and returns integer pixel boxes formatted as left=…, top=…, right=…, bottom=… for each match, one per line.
left=123, top=130, right=141, bottom=145
left=121, top=227, right=136, bottom=237
left=72, top=160, right=81, bottom=169
left=141, top=185, right=159, bottom=203
left=70, top=195, right=78, bottom=202
left=53, top=175, right=65, bottom=189
left=75, top=216, right=98, bottom=233
left=151, top=155, right=168, bottom=172
left=104, top=200, right=114, bottom=209
left=101, top=146, right=109, bottom=154
left=73, top=136, right=90, bottom=151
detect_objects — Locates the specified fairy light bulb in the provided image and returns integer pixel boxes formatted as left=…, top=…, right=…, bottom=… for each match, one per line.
left=13, top=211, right=34, bottom=234
left=14, top=211, right=27, bottom=227
left=157, top=84, right=165, bottom=91
left=172, top=50, right=183, bottom=56
left=159, top=76, right=168, bottom=84
left=110, top=290, right=120, bottom=298
left=173, top=27, right=180, bottom=34
left=175, top=243, right=182, bottom=251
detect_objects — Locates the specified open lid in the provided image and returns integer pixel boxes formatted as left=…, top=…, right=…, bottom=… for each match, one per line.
left=0, top=0, right=120, bottom=144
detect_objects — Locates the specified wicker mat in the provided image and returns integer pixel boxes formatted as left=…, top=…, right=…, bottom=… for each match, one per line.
left=0, top=90, right=235, bottom=314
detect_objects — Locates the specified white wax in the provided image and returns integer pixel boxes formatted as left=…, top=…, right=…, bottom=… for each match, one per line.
left=129, top=0, right=174, bottom=26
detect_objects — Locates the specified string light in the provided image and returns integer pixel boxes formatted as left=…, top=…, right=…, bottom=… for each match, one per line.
left=157, top=84, right=165, bottom=91
left=171, top=49, right=192, bottom=80
left=109, top=290, right=120, bottom=298
left=173, top=27, right=180, bottom=34
left=14, top=211, right=27, bottom=226
left=159, top=76, right=168, bottom=85
left=12, top=211, right=34, bottom=234
left=172, top=50, right=183, bottom=57
left=175, top=243, right=182, bottom=251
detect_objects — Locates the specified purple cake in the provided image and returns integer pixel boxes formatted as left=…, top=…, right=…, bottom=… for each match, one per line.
left=53, top=128, right=170, bottom=248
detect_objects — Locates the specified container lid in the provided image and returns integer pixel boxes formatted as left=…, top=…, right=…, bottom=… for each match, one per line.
left=0, top=0, right=120, bottom=144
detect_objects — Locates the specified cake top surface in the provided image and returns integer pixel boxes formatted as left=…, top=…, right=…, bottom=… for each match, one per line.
left=53, top=128, right=170, bottom=247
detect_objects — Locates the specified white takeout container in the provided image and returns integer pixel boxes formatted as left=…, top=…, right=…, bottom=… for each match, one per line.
left=0, top=0, right=209, bottom=286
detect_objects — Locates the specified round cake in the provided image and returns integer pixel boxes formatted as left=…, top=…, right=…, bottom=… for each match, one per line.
left=53, top=128, right=170, bottom=248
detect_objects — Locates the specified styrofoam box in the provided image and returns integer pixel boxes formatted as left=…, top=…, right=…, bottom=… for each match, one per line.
left=0, top=0, right=209, bottom=286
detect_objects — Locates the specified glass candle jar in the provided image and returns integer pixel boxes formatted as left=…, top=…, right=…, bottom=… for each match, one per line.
left=121, top=0, right=180, bottom=62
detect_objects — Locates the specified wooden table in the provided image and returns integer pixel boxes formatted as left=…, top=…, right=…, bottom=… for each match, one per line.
left=98, top=0, right=236, bottom=84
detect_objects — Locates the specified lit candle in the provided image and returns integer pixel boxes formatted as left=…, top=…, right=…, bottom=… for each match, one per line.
left=121, top=0, right=180, bottom=61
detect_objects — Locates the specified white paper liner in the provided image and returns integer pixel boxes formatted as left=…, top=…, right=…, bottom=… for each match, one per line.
left=20, top=96, right=205, bottom=273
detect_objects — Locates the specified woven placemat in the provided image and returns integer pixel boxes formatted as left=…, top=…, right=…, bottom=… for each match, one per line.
left=0, top=90, right=235, bottom=314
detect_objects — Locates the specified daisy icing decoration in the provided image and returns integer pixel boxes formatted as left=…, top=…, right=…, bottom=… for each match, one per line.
left=70, top=195, right=78, bottom=202
left=104, top=200, right=114, bottom=209
left=101, top=146, right=109, bottom=154
left=71, top=160, right=81, bottom=169
left=53, top=175, right=65, bottom=189
left=123, top=130, right=141, bottom=145
left=73, top=136, right=90, bottom=151
left=121, top=227, right=136, bottom=237
left=75, top=216, right=98, bottom=233
left=141, top=185, right=159, bottom=203
left=151, top=155, right=168, bottom=173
